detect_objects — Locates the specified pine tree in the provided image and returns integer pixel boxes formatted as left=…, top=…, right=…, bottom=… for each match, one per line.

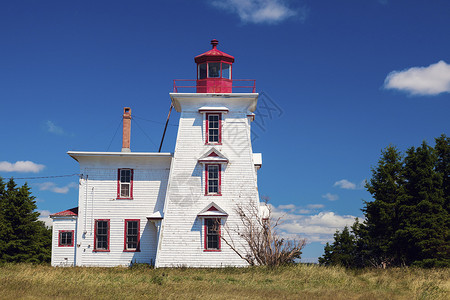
left=0, top=178, right=7, bottom=258
left=363, top=145, right=404, bottom=267
left=434, top=134, right=450, bottom=213
left=0, top=177, right=51, bottom=263
left=320, top=135, right=450, bottom=268
left=397, top=141, right=449, bottom=267
left=318, top=226, right=356, bottom=267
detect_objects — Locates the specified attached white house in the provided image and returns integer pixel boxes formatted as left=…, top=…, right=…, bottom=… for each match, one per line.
left=51, top=40, right=263, bottom=267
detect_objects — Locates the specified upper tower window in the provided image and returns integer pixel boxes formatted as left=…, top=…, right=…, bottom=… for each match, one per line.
left=206, top=113, right=221, bottom=144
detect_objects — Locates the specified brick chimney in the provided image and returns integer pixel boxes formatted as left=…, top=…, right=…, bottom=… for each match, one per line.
left=121, top=107, right=131, bottom=152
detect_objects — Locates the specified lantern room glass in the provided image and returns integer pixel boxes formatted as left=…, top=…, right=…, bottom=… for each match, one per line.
left=222, top=63, right=231, bottom=79
left=208, top=62, right=220, bottom=78
left=198, top=63, right=207, bottom=79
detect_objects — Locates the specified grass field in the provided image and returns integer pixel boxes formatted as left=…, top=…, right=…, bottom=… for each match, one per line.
left=0, top=263, right=448, bottom=299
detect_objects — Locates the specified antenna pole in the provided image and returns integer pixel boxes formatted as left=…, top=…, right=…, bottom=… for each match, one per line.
left=158, top=104, right=173, bottom=152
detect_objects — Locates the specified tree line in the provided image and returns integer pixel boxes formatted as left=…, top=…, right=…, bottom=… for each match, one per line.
left=0, top=178, right=51, bottom=263
left=320, top=134, right=449, bottom=268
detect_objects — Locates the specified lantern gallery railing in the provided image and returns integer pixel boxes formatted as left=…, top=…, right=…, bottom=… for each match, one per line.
left=173, top=79, right=256, bottom=93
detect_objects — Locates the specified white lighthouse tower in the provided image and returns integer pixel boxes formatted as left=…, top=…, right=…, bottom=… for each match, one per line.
left=155, top=40, right=262, bottom=267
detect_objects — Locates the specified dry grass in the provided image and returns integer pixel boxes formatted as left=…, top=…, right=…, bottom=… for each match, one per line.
left=0, top=263, right=448, bottom=299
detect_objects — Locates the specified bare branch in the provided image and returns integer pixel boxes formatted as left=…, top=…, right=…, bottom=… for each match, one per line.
left=221, top=198, right=306, bottom=266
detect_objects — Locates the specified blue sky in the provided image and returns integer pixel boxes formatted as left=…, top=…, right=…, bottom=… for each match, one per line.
left=1, top=0, right=449, bottom=262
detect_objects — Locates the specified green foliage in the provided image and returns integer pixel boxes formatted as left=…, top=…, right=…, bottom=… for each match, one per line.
left=318, top=226, right=356, bottom=267
left=0, top=177, right=51, bottom=263
left=320, top=135, right=450, bottom=268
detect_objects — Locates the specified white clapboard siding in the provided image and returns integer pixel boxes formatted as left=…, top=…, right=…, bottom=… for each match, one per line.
left=51, top=217, right=77, bottom=267
left=71, top=154, right=171, bottom=266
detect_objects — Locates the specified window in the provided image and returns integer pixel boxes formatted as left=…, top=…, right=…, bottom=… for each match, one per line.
left=208, top=62, right=220, bottom=78
left=117, top=169, right=133, bottom=199
left=205, top=164, right=221, bottom=195
left=124, top=219, right=140, bottom=252
left=58, top=230, right=74, bottom=247
left=222, top=63, right=231, bottom=79
left=206, top=113, right=221, bottom=144
left=198, top=63, right=207, bottom=79
left=94, top=219, right=110, bottom=252
left=204, top=218, right=221, bottom=251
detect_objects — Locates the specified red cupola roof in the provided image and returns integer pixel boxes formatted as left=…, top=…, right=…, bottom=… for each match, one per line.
left=194, top=39, right=235, bottom=64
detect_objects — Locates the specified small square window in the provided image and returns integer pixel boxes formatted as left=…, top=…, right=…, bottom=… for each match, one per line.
left=58, top=231, right=74, bottom=247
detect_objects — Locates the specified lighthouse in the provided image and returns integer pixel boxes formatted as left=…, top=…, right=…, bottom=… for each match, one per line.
left=155, top=40, right=262, bottom=267
left=50, top=40, right=262, bottom=268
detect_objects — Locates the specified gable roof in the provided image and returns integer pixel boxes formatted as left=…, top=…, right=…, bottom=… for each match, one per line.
left=198, top=148, right=229, bottom=164
left=50, top=207, right=78, bottom=217
left=197, top=202, right=228, bottom=217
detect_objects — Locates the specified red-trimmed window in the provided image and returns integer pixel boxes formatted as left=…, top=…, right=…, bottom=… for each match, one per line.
left=94, top=219, right=110, bottom=252
left=117, top=169, right=133, bottom=199
left=58, top=230, right=74, bottom=247
left=205, top=164, right=221, bottom=195
left=124, top=219, right=140, bottom=252
left=206, top=113, right=221, bottom=144
left=204, top=218, right=221, bottom=251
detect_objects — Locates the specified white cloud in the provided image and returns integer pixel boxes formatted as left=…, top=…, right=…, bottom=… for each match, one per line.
left=38, top=210, right=52, bottom=227
left=36, top=182, right=77, bottom=194
left=307, top=204, right=324, bottom=209
left=210, top=0, right=307, bottom=24
left=269, top=204, right=358, bottom=243
left=45, top=120, right=65, bottom=135
left=322, top=193, right=339, bottom=201
left=278, top=204, right=296, bottom=210
left=384, top=60, right=450, bottom=96
left=334, top=179, right=357, bottom=190
left=0, top=161, right=45, bottom=173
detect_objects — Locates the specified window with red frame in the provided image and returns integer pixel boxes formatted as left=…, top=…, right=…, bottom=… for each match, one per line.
left=124, top=219, right=140, bottom=252
left=58, top=230, right=74, bottom=247
left=94, top=219, right=109, bottom=251
left=205, top=164, right=221, bottom=195
left=117, top=169, right=133, bottom=199
left=206, top=113, right=221, bottom=144
left=204, top=218, right=221, bottom=251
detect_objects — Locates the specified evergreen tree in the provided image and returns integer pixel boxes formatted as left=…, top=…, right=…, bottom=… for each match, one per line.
left=434, top=134, right=450, bottom=213
left=318, top=226, right=356, bottom=267
left=320, top=135, right=450, bottom=268
left=397, top=142, right=449, bottom=267
left=363, top=145, right=404, bottom=267
left=0, top=177, right=51, bottom=263
left=0, top=178, right=7, bottom=258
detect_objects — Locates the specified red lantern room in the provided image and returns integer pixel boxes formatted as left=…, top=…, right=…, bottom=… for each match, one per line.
left=195, top=39, right=234, bottom=93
